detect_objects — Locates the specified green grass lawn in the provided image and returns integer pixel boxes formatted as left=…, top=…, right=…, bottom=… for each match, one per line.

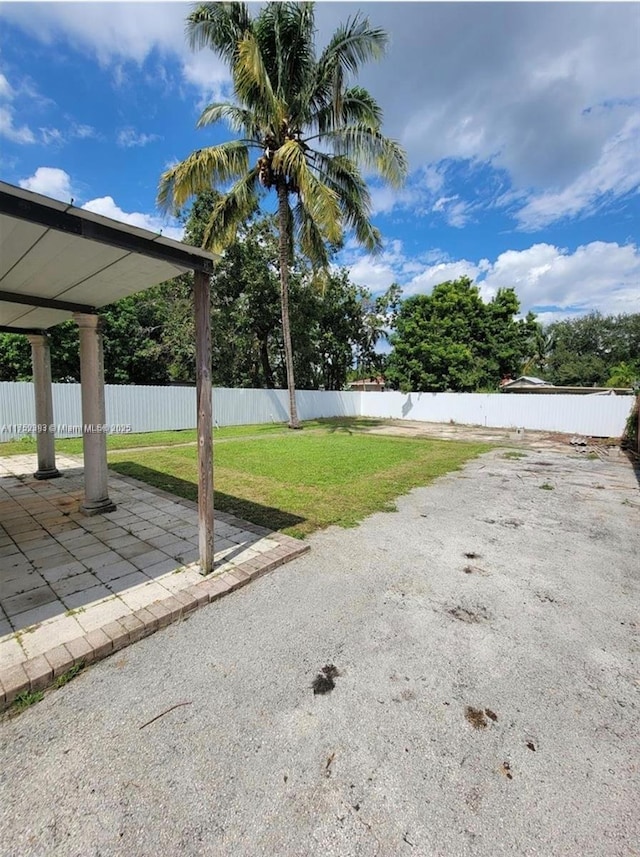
left=0, top=419, right=490, bottom=537
left=106, top=425, right=490, bottom=538
left=0, top=419, right=338, bottom=457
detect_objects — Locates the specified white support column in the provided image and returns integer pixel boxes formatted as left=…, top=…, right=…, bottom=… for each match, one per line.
left=27, top=333, right=60, bottom=480
left=73, top=312, right=116, bottom=516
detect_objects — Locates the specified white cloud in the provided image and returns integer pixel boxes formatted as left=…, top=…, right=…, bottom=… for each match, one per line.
left=0, top=71, right=35, bottom=144
left=482, top=242, right=640, bottom=317
left=432, top=195, right=473, bottom=228
left=516, top=115, right=640, bottom=229
left=2, top=3, right=637, bottom=230
left=347, top=238, right=640, bottom=322
left=0, top=105, right=35, bottom=144
left=40, top=126, right=64, bottom=146
left=117, top=127, right=160, bottom=148
left=33, top=121, right=99, bottom=147
left=17, top=167, right=184, bottom=240
left=19, top=166, right=72, bottom=200
left=349, top=256, right=398, bottom=292
left=81, top=196, right=183, bottom=241
left=346, top=239, right=451, bottom=292
left=0, top=72, right=13, bottom=100
left=1, top=3, right=183, bottom=66
left=0, top=2, right=230, bottom=101
left=73, top=123, right=98, bottom=140
left=404, top=260, right=482, bottom=297
left=314, top=3, right=640, bottom=229
left=181, top=52, right=231, bottom=107
left=370, top=164, right=473, bottom=227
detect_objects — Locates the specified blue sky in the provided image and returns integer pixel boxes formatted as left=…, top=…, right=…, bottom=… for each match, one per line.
left=0, top=1, right=638, bottom=325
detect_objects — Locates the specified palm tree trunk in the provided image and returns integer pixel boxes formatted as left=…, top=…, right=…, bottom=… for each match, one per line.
left=276, top=181, right=300, bottom=429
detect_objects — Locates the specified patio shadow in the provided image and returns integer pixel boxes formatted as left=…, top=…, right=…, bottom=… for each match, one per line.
left=323, top=417, right=387, bottom=436
left=109, top=461, right=306, bottom=533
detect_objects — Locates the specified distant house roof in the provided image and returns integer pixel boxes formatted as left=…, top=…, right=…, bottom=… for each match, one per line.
left=348, top=376, right=385, bottom=391
left=502, top=379, right=633, bottom=395
left=502, top=376, right=551, bottom=388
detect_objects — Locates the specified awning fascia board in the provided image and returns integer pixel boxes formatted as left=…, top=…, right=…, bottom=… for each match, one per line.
left=0, top=188, right=214, bottom=274
left=0, top=325, right=47, bottom=335
left=0, top=289, right=95, bottom=314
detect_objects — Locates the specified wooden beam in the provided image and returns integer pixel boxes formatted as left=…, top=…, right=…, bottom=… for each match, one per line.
left=194, top=269, right=214, bottom=574
left=0, top=289, right=94, bottom=314
left=0, top=325, right=46, bottom=335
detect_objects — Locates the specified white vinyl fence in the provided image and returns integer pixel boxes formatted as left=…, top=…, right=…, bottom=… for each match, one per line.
left=0, top=383, right=360, bottom=440
left=0, top=381, right=634, bottom=440
left=359, top=391, right=635, bottom=438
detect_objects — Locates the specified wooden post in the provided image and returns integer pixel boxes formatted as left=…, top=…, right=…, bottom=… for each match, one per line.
left=194, top=269, right=214, bottom=574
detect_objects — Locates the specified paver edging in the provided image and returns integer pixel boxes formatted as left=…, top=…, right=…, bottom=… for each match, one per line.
left=0, top=535, right=310, bottom=711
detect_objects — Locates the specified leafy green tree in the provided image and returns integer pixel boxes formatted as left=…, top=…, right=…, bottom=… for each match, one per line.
left=0, top=293, right=173, bottom=384
left=158, top=1, right=407, bottom=427
left=521, top=326, right=553, bottom=378
left=352, top=283, right=402, bottom=379
left=289, top=270, right=398, bottom=390
left=163, top=195, right=388, bottom=391
left=546, top=312, right=640, bottom=386
left=605, top=362, right=639, bottom=388
left=0, top=333, right=32, bottom=381
left=385, top=277, right=538, bottom=392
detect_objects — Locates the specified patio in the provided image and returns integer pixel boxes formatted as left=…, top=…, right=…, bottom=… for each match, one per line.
left=0, top=179, right=221, bottom=574
left=0, top=453, right=308, bottom=704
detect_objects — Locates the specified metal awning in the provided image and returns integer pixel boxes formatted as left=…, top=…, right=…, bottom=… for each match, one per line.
left=0, top=181, right=216, bottom=332
left=0, top=180, right=218, bottom=573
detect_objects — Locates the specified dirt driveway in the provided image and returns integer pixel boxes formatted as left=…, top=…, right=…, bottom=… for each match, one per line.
left=359, top=416, right=626, bottom=453
left=0, top=447, right=638, bottom=856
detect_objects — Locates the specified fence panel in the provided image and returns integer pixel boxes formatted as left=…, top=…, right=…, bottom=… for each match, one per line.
left=211, top=388, right=360, bottom=425
left=1, top=383, right=633, bottom=440
left=360, top=391, right=635, bottom=437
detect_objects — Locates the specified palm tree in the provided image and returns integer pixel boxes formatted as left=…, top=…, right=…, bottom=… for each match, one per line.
left=158, top=1, right=407, bottom=428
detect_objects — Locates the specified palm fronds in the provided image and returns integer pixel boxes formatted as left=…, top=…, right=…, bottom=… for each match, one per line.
left=161, top=2, right=407, bottom=253
left=158, top=141, right=250, bottom=212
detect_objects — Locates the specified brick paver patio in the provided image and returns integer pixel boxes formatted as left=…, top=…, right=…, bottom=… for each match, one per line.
left=0, top=454, right=308, bottom=707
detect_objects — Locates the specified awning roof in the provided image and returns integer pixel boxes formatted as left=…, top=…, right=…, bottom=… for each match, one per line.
left=0, top=181, right=217, bottom=332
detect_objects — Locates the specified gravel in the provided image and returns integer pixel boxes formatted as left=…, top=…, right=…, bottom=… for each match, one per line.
left=1, top=447, right=638, bottom=857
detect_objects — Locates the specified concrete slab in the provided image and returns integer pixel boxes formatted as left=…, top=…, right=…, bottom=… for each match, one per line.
left=0, top=454, right=309, bottom=701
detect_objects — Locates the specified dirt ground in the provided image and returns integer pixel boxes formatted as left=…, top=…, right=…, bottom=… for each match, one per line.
left=0, top=445, right=638, bottom=856
left=360, top=417, right=627, bottom=454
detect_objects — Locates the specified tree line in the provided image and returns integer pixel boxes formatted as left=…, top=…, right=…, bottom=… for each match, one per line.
left=0, top=198, right=396, bottom=392
left=1, top=195, right=636, bottom=392
left=385, top=283, right=639, bottom=392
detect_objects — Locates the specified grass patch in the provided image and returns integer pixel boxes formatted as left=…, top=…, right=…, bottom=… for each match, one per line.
left=0, top=417, right=382, bottom=457
left=109, top=427, right=489, bottom=538
left=539, top=482, right=554, bottom=491
left=54, top=661, right=85, bottom=688
left=11, top=689, right=44, bottom=713
left=64, top=607, right=85, bottom=617
left=4, top=663, right=86, bottom=719
left=502, top=451, right=527, bottom=460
